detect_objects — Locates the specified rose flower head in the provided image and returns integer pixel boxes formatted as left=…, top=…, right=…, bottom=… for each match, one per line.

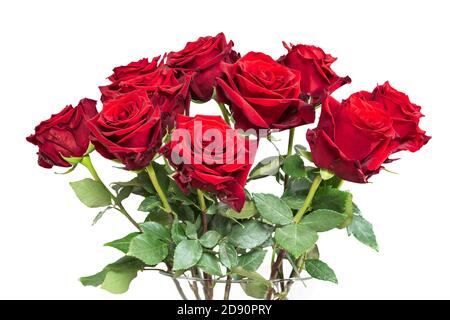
left=27, top=98, right=98, bottom=168
left=161, top=114, right=257, bottom=212
left=216, top=52, right=315, bottom=132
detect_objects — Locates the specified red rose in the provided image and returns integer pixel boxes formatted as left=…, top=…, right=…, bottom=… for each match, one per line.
left=88, top=91, right=162, bottom=170
left=307, top=95, right=397, bottom=183
left=161, top=115, right=257, bottom=212
left=26, top=98, right=97, bottom=168
left=166, top=32, right=239, bottom=102
left=216, top=52, right=315, bottom=132
left=307, top=86, right=430, bottom=183
left=107, top=56, right=160, bottom=82
left=100, top=66, right=191, bottom=130
left=371, top=81, right=431, bottom=152
left=278, top=42, right=351, bottom=104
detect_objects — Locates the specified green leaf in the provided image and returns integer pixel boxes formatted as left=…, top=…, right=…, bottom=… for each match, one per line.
left=104, top=232, right=140, bottom=253
left=92, top=206, right=114, bottom=225
left=140, top=221, right=170, bottom=242
left=173, top=239, right=203, bottom=270
left=248, top=156, right=281, bottom=181
left=221, top=201, right=258, bottom=220
left=241, top=281, right=269, bottom=299
left=117, top=186, right=132, bottom=202
left=253, top=193, right=293, bottom=225
left=219, top=242, right=238, bottom=269
left=169, top=181, right=195, bottom=206
left=145, top=210, right=171, bottom=226
left=197, top=253, right=222, bottom=276
left=80, top=256, right=144, bottom=294
left=275, top=224, right=318, bottom=258
left=347, top=215, right=379, bottom=251
left=312, top=187, right=352, bottom=214
left=171, top=220, right=187, bottom=244
left=69, top=178, right=111, bottom=208
left=307, top=245, right=320, bottom=260
left=80, top=270, right=108, bottom=287
left=231, top=267, right=271, bottom=286
left=301, top=209, right=346, bottom=232
left=138, top=196, right=162, bottom=212
left=128, top=234, right=168, bottom=265
left=229, top=220, right=272, bottom=249
left=305, top=259, right=338, bottom=284
left=206, top=203, right=219, bottom=215
left=283, top=154, right=305, bottom=178
left=185, top=221, right=198, bottom=240
left=294, top=145, right=313, bottom=162
left=210, top=214, right=233, bottom=236
left=199, top=230, right=221, bottom=248
left=319, top=168, right=335, bottom=180
left=238, top=249, right=267, bottom=272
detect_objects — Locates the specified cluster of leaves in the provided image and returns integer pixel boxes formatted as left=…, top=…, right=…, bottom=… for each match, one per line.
left=71, top=144, right=378, bottom=298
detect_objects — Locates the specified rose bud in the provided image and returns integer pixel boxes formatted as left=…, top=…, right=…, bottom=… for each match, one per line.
left=166, top=32, right=239, bottom=102
left=26, top=98, right=98, bottom=168
left=88, top=91, right=162, bottom=170
left=161, top=114, right=257, bottom=212
left=278, top=42, right=351, bottom=104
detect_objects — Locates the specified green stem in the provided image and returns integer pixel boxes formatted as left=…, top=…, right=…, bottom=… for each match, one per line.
left=217, top=102, right=231, bottom=125
left=146, top=162, right=175, bottom=219
left=81, top=155, right=141, bottom=231
left=293, top=175, right=322, bottom=224
left=283, top=128, right=295, bottom=189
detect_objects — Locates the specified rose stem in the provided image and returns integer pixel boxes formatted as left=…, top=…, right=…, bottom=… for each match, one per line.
left=283, top=128, right=295, bottom=189
left=196, top=189, right=214, bottom=299
left=81, top=155, right=141, bottom=231
left=293, top=174, right=322, bottom=224
left=276, top=127, right=296, bottom=293
left=146, top=162, right=175, bottom=222
left=265, top=249, right=285, bottom=300
left=172, top=278, right=188, bottom=300
left=223, top=274, right=232, bottom=300
left=217, top=102, right=231, bottom=125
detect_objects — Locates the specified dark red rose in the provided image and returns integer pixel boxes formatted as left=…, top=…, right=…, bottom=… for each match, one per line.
left=307, top=95, right=397, bottom=183
left=26, top=98, right=98, bottom=168
left=100, top=66, right=191, bottom=130
left=216, top=52, right=315, bottom=131
left=88, top=91, right=162, bottom=170
left=307, top=86, right=430, bottom=183
left=161, top=114, right=257, bottom=212
left=107, top=56, right=160, bottom=82
left=371, top=81, right=431, bottom=152
left=166, top=32, right=239, bottom=102
left=278, top=42, right=351, bottom=104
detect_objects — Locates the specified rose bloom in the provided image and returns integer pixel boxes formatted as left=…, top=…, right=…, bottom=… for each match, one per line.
left=27, top=98, right=98, bottom=168
left=307, top=84, right=430, bottom=183
left=278, top=42, right=351, bottom=104
left=88, top=91, right=162, bottom=170
left=161, top=114, right=257, bottom=212
left=100, top=64, right=191, bottom=130
left=216, top=52, right=315, bottom=131
left=166, top=32, right=239, bottom=102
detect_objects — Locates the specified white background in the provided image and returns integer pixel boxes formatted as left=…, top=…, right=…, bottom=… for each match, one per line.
left=1, top=0, right=449, bottom=299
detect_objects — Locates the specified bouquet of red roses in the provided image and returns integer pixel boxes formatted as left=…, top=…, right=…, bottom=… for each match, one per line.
left=27, top=33, right=430, bottom=300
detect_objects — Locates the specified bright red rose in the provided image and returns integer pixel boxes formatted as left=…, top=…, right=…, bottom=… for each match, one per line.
left=27, top=98, right=98, bottom=168
left=88, top=91, right=162, bottom=170
left=371, top=81, right=431, bottom=152
left=278, top=42, right=351, bottom=104
left=166, top=32, right=239, bottom=102
left=161, top=114, right=257, bottom=212
left=100, top=66, right=191, bottom=130
left=216, top=52, right=315, bottom=132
